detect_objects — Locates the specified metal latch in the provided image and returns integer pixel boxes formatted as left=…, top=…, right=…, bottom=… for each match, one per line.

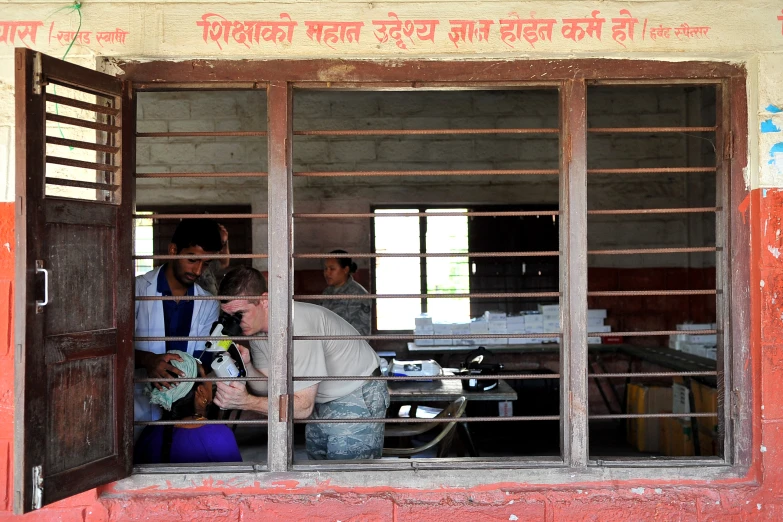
left=35, top=260, right=49, bottom=314
left=31, top=465, right=43, bottom=510
left=279, top=394, right=289, bottom=422
left=32, top=52, right=44, bottom=95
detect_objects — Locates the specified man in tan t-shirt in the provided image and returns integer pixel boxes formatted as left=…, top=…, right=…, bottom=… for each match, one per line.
left=213, top=266, right=389, bottom=460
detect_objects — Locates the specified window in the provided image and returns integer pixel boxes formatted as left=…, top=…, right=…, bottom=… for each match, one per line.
left=373, top=207, right=470, bottom=330
left=16, top=54, right=751, bottom=511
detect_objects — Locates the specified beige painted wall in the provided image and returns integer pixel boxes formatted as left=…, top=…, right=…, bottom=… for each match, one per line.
left=2, top=0, right=783, bottom=200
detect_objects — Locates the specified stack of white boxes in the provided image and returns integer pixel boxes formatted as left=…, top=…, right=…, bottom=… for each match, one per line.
left=587, top=308, right=610, bottom=344
left=484, top=311, right=508, bottom=345
left=668, top=323, right=718, bottom=360
left=412, top=306, right=610, bottom=346
left=414, top=314, right=434, bottom=346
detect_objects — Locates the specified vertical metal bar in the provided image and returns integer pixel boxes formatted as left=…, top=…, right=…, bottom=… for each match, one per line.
left=560, top=79, right=589, bottom=468
left=267, top=81, right=294, bottom=472
left=419, top=209, right=427, bottom=313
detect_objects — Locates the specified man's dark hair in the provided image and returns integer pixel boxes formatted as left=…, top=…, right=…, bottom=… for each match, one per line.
left=219, top=265, right=268, bottom=302
left=170, top=218, right=222, bottom=253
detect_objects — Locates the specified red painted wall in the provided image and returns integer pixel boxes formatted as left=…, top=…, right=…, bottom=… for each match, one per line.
left=0, top=189, right=781, bottom=520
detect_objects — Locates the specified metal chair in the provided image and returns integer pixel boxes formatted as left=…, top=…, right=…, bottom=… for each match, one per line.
left=382, top=396, right=467, bottom=458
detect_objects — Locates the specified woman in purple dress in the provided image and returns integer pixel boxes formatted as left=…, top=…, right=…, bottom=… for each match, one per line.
left=134, top=351, right=242, bottom=464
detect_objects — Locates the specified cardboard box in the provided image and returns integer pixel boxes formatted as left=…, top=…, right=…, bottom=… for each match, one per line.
left=691, top=381, right=718, bottom=436
left=659, top=417, right=695, bottom=457
left=626, top=384, right=673, bottom=452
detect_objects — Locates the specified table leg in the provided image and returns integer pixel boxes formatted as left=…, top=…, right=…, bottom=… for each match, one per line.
left=458, top=421, right=479, bottom=457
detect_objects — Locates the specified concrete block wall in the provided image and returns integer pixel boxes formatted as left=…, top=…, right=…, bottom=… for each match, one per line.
left=137, top=87, right=716, bottom=270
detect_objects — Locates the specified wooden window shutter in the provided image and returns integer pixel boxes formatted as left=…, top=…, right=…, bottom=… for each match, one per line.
left=13, top=49, right=134, bottom=513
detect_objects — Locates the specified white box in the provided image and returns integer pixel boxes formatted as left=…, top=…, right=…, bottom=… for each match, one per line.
left=676, top=323, right=714, bottom=331
left=524, top=314, right=544, bottom=328
left=432, top=323, right=453, bottom=346
left=587, top=309, right=608, bottom=319
left=543, top=319, right=560, bottom=331
left=672, top=383, right=691, bottom=414
left=488, top=320, right=508, bottom=333
left=452, top=323, right=472, bottom=346
left=483, top=311, right=507, bottom=322
left=587, top=336, right=602, bottom=344
left=498, top=401, right=514, bottom=417
left=588, top=325, right=612, bottom=333
left=414, top=314, right=433, bottom=328
left=688, top=334, right=717, bottom=345
left=538, top=304, right=560, bottom=314
left=414, top=326, right=434, bottom=346
left=587, top=316, right=606, bottom=327
left=506, top=315, right=527, bottom=327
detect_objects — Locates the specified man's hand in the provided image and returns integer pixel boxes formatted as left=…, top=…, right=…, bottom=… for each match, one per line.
left=140, top=352, right=184, bottom=390
left=214, top=380, right=253, bottom=410
left=236, top=344, right=251, bottom=365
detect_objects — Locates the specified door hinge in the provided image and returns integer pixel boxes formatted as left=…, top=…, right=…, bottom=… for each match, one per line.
left=32, top=52, right=44, bottom=96
left=31, top=465, right=43, bottom=510
left=279, top=394, right=289, bottom=422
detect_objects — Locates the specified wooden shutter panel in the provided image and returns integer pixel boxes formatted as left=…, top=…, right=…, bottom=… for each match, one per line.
left=14, top=49, right=134, bottom=513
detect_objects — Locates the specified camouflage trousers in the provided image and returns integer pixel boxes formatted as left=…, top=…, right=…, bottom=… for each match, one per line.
left=305, top=379, right=390, bottom=460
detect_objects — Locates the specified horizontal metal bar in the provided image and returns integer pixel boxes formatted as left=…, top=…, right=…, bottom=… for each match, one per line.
left=295, top=333, right=561, bottom=340
left=136, top=419, right=268, bottom=426
left=296, top=373, right=561, bottom=381
left=587, top=207, right=719, bottom=215
left=590, top=413, right=717, bottom=420
left=300, top=292, right=560, bottom=300
left=588, top=247, right=718, bottom=255
left=587, top=167, right=716, bottom=174
left=587, top=290, right=717, bottom=297
left=134, top=213, right=268, bottom=220
left=295, top=415, right=560, bottom=424
left=587, top=371, right=717, bottom=378
left=136, top=335, right=269, bottom=342
left=135, top=294, right=267, bottom=301
left=137, top=131, right=268, bottom=138
left=295, top=210, right=560, bottom=218
left=47, top=155, right=118, bottom=173
left=588, top=126, right=715, bottom=133
left=135, top=171, right=267, bottom=178
left=46, top=93, right=119, bottom=116
left=46, top=112, right=120, bottom=133
left=594, top=330, right=715, bottom=337
left=45, top=177, right=118, bottom=191
left=133, top=253, right=268, bottom=260
left=139, top=376, right=268, bottom=383
left=296, top=169, right=559, bottom=177
left=46, top=135, right=119, bottom=154
left=295, top=251, right=559, bottom=258
left=294, top=128, right=559, bottom=136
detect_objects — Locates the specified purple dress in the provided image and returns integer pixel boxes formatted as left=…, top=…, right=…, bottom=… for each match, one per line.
left=134, top=424, right=242, bottom=464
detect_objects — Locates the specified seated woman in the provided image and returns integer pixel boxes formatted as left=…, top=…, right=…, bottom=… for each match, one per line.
left=321, top=249, right=371, bottom=336
left=134, top=350, right=242, bottom=464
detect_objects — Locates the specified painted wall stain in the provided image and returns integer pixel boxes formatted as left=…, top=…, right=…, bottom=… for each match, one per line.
left=762, top=119, right=781, bottom=133
left=766, top=104, right=783, bottom=114
left=768, top=246, right=781, bottom=258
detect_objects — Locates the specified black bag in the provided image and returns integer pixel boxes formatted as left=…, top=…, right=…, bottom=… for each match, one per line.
left=458, top=346, right=503, bottom=392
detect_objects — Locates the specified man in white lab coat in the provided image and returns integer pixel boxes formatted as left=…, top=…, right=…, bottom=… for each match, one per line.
left=134, top=218, right=223, bottom=437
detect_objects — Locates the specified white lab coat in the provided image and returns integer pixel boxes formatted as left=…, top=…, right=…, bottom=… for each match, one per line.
left=133, top=266, right=219, bottom=431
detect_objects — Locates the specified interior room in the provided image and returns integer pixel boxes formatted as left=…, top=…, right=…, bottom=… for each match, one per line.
left=128, top=84, right=719, bottom=462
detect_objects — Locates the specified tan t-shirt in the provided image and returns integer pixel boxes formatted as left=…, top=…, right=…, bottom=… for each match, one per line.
left=249, top=301, right=381, bottom=403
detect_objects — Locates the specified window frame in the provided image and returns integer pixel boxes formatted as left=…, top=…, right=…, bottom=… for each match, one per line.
left=119, top=59, right=749, bottom=485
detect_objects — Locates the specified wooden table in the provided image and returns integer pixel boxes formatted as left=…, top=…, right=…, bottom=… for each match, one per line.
left=388, top=377, right=517, bottom=402
left=386, top=375, right=517, bottom=457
